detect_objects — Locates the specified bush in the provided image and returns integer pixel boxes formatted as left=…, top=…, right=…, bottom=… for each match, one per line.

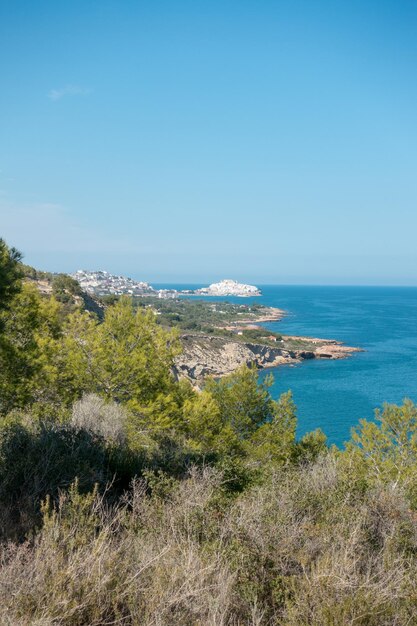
left=0, top=469, right=233, bottom=626
left=71, top=393, right=128, bottom=445
left=0, top=416, right=127, bottom=541
left=1, top=460, right=416, bottom=625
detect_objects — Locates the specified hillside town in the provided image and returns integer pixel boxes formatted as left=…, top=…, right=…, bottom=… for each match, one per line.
left=70, top=270, right=159, bottom=297
left=71, top=271, right=262, bottom=298
left=195, top=279, right=261, bottom=297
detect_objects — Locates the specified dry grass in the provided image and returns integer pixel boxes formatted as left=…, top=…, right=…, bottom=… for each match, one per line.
left=0, top=469, right=233, bottom=626
left=0, top=459, right=416, bottom=625
left=225, top=457, right=417, bottom=624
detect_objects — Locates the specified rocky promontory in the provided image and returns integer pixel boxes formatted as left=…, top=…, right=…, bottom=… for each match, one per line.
left=175, top=333, right=362, bottom=383
left=193, top=279, right=261, bottom=297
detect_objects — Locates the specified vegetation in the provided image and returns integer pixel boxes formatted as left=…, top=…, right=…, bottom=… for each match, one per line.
left=131, top=296, right=329, bottom=353
left=0, top=238, right=417, bottom=624
left=214, top=326, right=283, bottom=345
left=20, top=262, right=54, bottom=282
left=132, top=295, right=280, bottom=335
left=0, top=238, right=23, bottom=315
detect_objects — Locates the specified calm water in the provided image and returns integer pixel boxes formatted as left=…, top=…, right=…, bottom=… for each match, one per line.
left=155, top=285, right=417, bottom=446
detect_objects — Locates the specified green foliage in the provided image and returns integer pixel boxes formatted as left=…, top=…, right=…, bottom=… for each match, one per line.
left=181, top=389, right=223, bottom=451
left=0, top=283, right=63, bottom=414
left=0, top=238, right=22, bottom=315
left=205, top=367, right=275, bottom=442
left=52, top=273, right=82, bottom=298
left=349, top=399, right=417, bottom=505
left=0, top=418, right=116, bottom=540
left=59, top=297, right=181, bottom=411
left=296, top=428, right=328, bottom=463
left=216, top=326, right=283, bottom=344
left=247, top=390, right=297, bottom=466
left=51, top=273, right=83, bottom=313
left=133, top=295, right=276, bottom=333
left=203, top=367, right=297, bottom=466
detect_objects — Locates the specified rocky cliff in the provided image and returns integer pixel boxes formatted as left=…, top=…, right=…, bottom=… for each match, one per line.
left=175, top=333, right=361, bottom=382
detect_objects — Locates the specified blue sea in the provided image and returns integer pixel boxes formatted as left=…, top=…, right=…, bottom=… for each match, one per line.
left=156, top=285, right=417, bottom=446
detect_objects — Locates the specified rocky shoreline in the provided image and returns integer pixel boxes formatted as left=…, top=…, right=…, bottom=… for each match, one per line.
left=175, top=333, right=362, bottom=383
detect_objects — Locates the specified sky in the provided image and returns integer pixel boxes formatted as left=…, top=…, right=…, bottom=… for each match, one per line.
left=1, top=0, right=417, bottom=284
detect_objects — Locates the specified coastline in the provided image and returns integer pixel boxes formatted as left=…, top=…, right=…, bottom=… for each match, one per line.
left=174, top=302, right=362, bottom=383
left=175, top=333, right=362, bottom=383
left=30, top=274, right=362, bottom=385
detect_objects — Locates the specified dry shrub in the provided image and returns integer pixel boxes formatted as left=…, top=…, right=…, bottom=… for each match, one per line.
left=1, top=457, right=417, bottom=625
left=71, top=393, right=127, bottom=445
left=0, top=419, right=114, bottom=542
left=0, top=468, right=234, bottom=626
left=225, top=455, right=417, bottom=624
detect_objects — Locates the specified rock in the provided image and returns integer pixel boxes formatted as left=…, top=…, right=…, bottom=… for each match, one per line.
left=175, top=334, right=362, bottom=383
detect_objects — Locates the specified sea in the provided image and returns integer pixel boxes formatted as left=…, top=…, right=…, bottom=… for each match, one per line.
left=155, top=285, right=417, bottom=447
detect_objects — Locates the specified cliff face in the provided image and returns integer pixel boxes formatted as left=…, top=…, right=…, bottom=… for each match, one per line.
left=175, top=334, right=360, bottom=382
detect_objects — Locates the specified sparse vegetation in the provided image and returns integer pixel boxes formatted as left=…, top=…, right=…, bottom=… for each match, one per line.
left=132, top=296, right=279, bottom=334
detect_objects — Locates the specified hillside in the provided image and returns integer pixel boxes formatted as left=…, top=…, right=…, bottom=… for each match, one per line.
left=22, top=265, right=105, bottom=319
left=0, top=238, right=416, bottom=625
left=23, top=266, right=361, bottom=382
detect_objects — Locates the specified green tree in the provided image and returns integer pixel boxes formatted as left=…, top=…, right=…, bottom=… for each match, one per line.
left=189, top=367, right=298, bottom=466
left=205, top=366, right=276, bottom=443
left=58, top=297, right=181, bottom=416
left=0, top=283, right=63, bottom=414
left=348, top=399, right=417, bottom=505
left=0, top=238, right=22, bottom=316
left=52, top=274, right=82, bottom=298
left=247, top=390, right=297, bottom=466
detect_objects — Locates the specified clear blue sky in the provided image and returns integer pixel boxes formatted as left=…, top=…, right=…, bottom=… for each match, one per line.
left=1, top=0, right=417, bottom=284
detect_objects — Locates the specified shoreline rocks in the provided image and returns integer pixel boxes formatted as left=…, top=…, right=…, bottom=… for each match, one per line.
left=175, top=334, right=362, bottom=383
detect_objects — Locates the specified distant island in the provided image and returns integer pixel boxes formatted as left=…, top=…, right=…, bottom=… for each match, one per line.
left=71, top=271, right=261, bottom=299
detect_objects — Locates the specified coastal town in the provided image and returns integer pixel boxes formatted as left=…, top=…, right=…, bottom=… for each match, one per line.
left=70, top=270, right=157, bottom=296
left=194, top=279, right=261, bottom=297
left=70, top=271, right=262, bottom=299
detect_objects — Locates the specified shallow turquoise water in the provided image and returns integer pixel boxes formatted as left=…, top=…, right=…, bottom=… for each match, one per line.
left=155, top=285, right=417, bottom=446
